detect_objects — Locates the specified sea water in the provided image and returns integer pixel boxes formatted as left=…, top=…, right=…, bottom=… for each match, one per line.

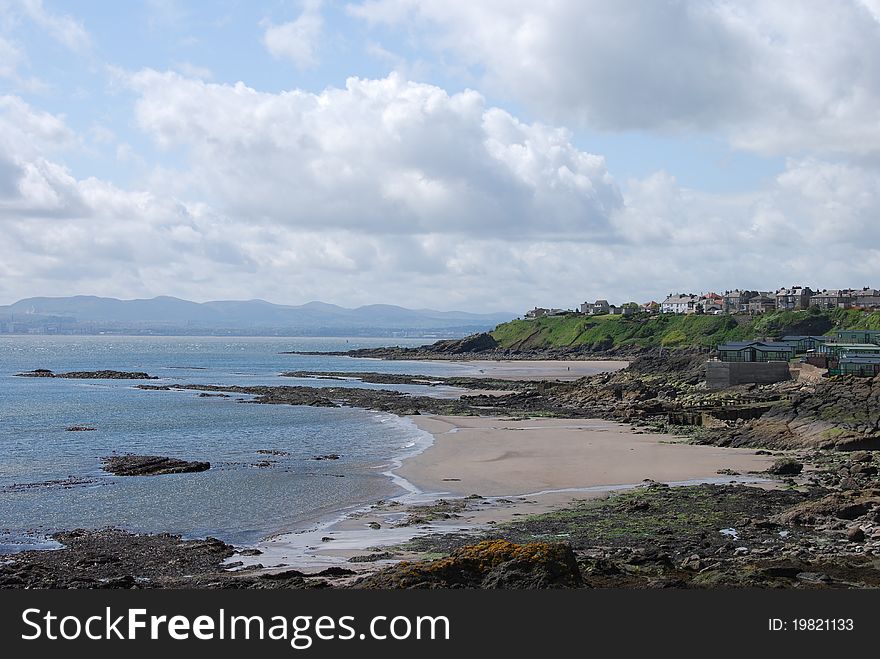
left=0, top=335, right=483, bottom=552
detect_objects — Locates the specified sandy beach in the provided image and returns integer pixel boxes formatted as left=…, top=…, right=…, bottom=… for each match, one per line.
left=240, top=413, right=779, bottom=572
left=399, top=415, right=775, bottom=496
left=422, top=359, right=629, bottom=381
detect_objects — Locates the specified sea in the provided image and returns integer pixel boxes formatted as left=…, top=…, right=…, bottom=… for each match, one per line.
left=0, top=335, right=488, bottom=553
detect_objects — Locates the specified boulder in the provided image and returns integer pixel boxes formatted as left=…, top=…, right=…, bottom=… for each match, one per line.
left=766, top=458, right=804, bottom=476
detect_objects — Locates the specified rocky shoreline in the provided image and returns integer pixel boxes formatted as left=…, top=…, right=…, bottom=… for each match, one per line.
left=3, top=468, right=878, bottom=588
left=282, top=332, right=643, bottom=361
left=5, top=347, right=880, bottom=588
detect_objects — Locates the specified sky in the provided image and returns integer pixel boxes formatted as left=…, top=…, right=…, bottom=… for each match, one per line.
left=1, top=0, right=879, bottom=312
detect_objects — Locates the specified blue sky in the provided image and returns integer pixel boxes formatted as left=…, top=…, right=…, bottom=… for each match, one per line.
left=1, top=1, right=878, bottom=310
left=11, top=1, right=783, bottom=192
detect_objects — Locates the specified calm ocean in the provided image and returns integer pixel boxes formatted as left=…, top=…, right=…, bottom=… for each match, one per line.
left=0, top=336, right=480, bottom=552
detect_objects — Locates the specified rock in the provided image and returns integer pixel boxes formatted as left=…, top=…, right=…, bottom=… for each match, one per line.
left=716, top=375, right=880, bottom=450
left=348, top=552, right=395, bottom=563
left=261, top=569, right=306, bottom=580
left=851, top=463, right=879, bottom=477
left=680, top=554, right=704, bottom=571
left=66, top=426, right=97, bottom=432
left=16, top=369, right=158, bottom=380
left=0, top=529, right=236, bottom=589
left=352, top=540, right=582, bottom=589
left=312, top=567, right=356, bottom=577
left=367, top=522, right=381, bottom=530
left=766, top=459, right=804, bottom=476
left=312, top=454, right=341, bottom=461
left=101, top=455, right=210, bottom=476
left=796, top=572, right=831, bottom=585
left=773, top=490, right=880, bottom=525
left=237, top=548, right=263, bottom=556
left=846, top=526, right=866, bottom=543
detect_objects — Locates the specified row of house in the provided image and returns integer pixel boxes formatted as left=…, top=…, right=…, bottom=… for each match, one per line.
left=717, top=287, right=880, bottom=315
left=524, top=307, right=568, bottom=319
left=579, top=300, right=638, bottom=316
left=526, top=285, right=880, bottom=321
left=716, top=330, right=880, bottom=377
left=660, top=293, right=725, bottom=314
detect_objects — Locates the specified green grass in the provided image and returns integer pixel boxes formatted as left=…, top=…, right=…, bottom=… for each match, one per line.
left=490, top=309, right=880, bottom=351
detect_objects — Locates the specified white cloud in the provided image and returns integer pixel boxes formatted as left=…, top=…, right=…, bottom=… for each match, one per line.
left=126, top=70, right=622, bottom=239
left=263, top=0, right=324, bottom=69
left=172, top=61, right=213, bottom=80
left=349, top=0, right=880, bottom=157
left=16, top=0, right=91, bottom=52
left=0, top=36, right=22, bottom=78
left=2, top=72, right=880, bottom=310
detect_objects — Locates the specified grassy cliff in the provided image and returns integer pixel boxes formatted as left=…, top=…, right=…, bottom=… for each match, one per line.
left=490, top=308, right=880, bottom=351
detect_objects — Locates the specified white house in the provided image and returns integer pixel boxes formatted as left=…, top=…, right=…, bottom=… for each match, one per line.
left=661, top=294, right=699, bottom=314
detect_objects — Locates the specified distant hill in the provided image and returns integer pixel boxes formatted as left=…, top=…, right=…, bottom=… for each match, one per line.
left=0, top=296, right=515, bottom=337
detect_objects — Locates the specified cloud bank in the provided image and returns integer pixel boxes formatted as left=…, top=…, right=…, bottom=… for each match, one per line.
left=2, top=66, right=879, bottom=310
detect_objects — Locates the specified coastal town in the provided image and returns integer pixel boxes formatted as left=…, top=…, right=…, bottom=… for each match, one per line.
left=526, top=285, right=880, bottom=319
left=525, top=285, right=880, bottom=384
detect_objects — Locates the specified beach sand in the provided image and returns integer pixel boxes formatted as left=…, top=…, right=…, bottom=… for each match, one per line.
left=399, top=415, right=774, bottom=496
left=240, top=414, right=779, bottom=573
left=421, top=359, right=629, bottom=381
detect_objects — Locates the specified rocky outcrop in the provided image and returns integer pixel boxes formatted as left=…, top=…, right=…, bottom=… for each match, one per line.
left=285, top=332, right=500, bottom=359
left=16, top=369, right=157, bottom=379
left=0, top=530, right=235, bottom=589
left=711, top=376, right=880, bottom=450
left=771, top=489, right=880, bottom=526
left=353, top=540, right=582, bottom=589
left=102, top=455, right=210, bottom=476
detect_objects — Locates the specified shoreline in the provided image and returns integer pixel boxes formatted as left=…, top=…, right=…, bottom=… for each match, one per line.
left=233, top=412, right=780, bottom=572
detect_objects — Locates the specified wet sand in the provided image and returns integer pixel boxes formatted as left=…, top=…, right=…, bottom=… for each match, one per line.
left=421, top=359, right=629, bottom=381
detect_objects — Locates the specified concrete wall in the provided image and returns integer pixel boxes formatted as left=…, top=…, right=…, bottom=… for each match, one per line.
left=706, top=361, right=791, bottom=390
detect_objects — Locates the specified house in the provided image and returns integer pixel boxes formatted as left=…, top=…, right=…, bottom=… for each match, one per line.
left=836, top=330, right=880, bottom=345
left=641, top=301, right=660, bottom=313
left=525, top=307, right=565, bottom=319
left=608, top=305, right=635, bottom=316
left=780, top=335, right=829, bottom=354
left=747, top=294, right=776, bottom=315
left=852, top=288, right=880, bottom=308
left=716, top=341, right=795, bottom=363
left=723, top=290, right=756, bottom=314
left=817, top=343, right=880, bottom=358
left=661, top=294, right=699, bottom=314
left=698, top=293, right=724, bottom=314
left=580, top=299, right=610, bottom=315
left=830, top=355, right=880, bottom=377
left=775, top=286, right=814, bottom=311
left=810, top=289, right=853, bottom=310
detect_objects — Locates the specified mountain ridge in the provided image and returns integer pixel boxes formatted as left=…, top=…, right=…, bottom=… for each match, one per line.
left=0, top=295, right=515, bottom=337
